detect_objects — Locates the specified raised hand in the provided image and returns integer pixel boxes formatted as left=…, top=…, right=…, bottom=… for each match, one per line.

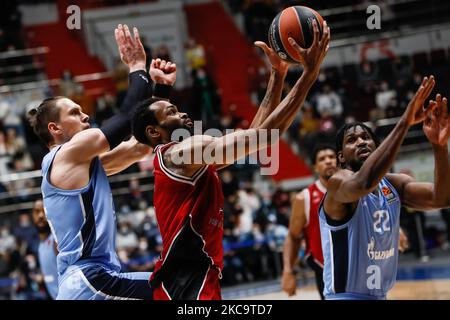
left=423, top=93, right=450, bottom=146
left=254, top=41, right=289, bottom=75
left=287, top=20, right=330, bottom=75
left=114, top=24, right=146, bottom=72
left=403, top=76, right=436, bottom=126
left=149, top=58, right=176, bottom=86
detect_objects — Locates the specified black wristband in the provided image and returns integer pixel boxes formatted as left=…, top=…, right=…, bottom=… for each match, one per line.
left=154, top=83, right=171, bottom=99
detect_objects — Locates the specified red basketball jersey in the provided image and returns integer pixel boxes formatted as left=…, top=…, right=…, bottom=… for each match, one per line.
left=150, top=142, right=224, bottom=299
left=303, top=180, right=326, bottom=267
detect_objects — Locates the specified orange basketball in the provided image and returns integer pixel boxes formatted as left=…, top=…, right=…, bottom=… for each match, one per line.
left=268, top=6, right=324, bottom=63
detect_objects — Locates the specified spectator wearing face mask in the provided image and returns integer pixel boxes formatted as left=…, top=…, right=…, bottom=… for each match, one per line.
left=13, top=213, right=38, bottom=254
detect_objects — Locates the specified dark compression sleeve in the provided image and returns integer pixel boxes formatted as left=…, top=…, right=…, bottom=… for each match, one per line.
left=99, top=70, right=171, bottom=149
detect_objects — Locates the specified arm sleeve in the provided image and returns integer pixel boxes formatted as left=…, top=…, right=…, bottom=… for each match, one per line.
left=99, top=70, right=171, bottom=149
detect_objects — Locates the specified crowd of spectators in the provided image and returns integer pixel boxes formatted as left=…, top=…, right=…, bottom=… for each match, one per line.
left=1, top=0, right=450, bottom=299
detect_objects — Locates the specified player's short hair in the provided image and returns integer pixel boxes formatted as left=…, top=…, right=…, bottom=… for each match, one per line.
left=132, top=97, right=163, bottom=146
left=27, top=97, right=65, bottom=146
left=311, top=143, right=336, bottom=165
left=336, top=122, right=380, bottom=166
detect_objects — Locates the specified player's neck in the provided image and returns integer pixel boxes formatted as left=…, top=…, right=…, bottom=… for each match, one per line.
left=318, top=176, right=329, bottom=190
left=39, top=231, right=50, bottom=241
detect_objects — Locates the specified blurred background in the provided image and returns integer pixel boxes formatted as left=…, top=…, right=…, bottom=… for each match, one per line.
left=1, top=0, right=450, bottom=300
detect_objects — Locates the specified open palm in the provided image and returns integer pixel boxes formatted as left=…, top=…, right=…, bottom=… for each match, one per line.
left=254, top=41, right=289, bottom=74
left=423, top=94, right=450, bottom=146
left=114, top=24, right=146, bottom=70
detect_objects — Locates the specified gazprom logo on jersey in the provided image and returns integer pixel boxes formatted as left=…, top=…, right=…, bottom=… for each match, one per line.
left=367, top=237, right=395, bottom=260
left=170, top=121, right=280, bottom=175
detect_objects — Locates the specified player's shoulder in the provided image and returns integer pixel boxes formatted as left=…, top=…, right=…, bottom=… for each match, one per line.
left=168, top=135, right=216, bottom=153
left=385, top=172, right=414, bottom=192
left=328, top=169, right=354, bottom=183
left=294, top=189, right=306, bottom=203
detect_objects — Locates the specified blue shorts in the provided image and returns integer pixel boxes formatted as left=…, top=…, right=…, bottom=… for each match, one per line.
left=325, top=293, right=386, bottom=300
left=57, top=264, right=152, bottom=300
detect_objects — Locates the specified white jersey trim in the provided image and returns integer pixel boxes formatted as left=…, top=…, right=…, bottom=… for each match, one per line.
left=197, top=265, right=210, bottom=300
left=303, top=188, right=311, bottom=228
left=328, top=230, right=335, bottom=294
left=156, top=146, right=208, bottom=186
left=161, top=282, right=172, bottom=300
left=315, top=180, right=327, bottom=194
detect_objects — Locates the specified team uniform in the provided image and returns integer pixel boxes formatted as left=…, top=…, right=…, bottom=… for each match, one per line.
left=38, top=233, right=58, bottom=299
left=302, top=180, right=326, bottom=299
left=150, top=142, right=224, bottom=300
left=319, top=177, right=401, bottom=300
left=41, top=145, right=152, bottom=300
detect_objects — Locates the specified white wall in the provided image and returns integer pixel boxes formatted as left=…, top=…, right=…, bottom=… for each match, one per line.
left=18, top=3, right=59, bottom=26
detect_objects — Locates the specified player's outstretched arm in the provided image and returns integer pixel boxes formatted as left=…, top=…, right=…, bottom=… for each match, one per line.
left=256, top=20, right=329, bottom=134
left=387, top=94, right=450, bottom=211
left=61, top=25, right=152, bottom=164
left=100, top=136, right=150, bottom=176
left=282, top=191, right=307, bottom=296
left=164, top=20, right=329, bottom=174
left=250, top=41, right=289, bottom=128
left=326, top=76, right=436, bottom=214
left=99, top=58, right=176, bottom=174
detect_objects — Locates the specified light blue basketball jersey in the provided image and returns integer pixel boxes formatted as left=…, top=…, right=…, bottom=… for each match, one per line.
left=319, top=177, right=401, bottom=300
left=41, top=145, right=121, bottom=277
left=38, top=233, right=59, bottom=299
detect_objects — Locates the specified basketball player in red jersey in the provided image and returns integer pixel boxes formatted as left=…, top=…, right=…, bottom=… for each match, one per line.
left=131, top=20, right=330, bottom=300
left=282, top=144, right=337, bottom=299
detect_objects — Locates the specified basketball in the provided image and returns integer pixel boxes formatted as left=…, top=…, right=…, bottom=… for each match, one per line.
left=268, top=6, right=324, bottom=62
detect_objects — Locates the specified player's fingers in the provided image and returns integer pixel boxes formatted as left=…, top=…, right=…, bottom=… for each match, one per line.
left=123, top=24, right=133, bottom=45
left=114, top=27, right=121, bottom=43
left=422, top=75, right=435, bottom=99
left=430, top=100, right=438, bottom=122
left=288, top=37, right=306, bottom=55
left=115, top=25, right=125, bottom=44
left=150, top=58, right=156, bottom=69
left=160, top=60, right=167, bottom=69
left=154, top=58, right=161, bottom=68
left=168, top=63, right=176, bottom=72
left=321, top=31, right=330, bottom=55
left=311, top=19, right=319, bottom=46
left=133, top=27, right=143, bottom=48
left=319, top=20, right=328, bottom=47
left=254, top=41, right=271, bottom=55
left=416, top=77, right=428, bottom=97
left=443, top=97, right=448, bottom=118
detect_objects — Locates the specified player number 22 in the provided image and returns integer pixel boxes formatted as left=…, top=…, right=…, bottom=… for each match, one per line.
left=373, top=210, right=390, bottom=233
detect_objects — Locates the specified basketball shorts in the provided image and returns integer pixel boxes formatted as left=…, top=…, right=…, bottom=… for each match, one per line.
left=57, top=264, right=152, bottom=300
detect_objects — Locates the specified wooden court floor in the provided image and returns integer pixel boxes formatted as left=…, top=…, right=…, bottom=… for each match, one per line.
left=238, top=279, right=450, bottom=300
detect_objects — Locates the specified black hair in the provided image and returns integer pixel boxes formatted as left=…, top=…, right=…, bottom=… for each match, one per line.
left=336, top=122, right=380, bottom=167
left=131, top=97, right=163, bottom=146
left=310, top=143, right=336, bottom=165
left=27, top=96, right=65, bottom=146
